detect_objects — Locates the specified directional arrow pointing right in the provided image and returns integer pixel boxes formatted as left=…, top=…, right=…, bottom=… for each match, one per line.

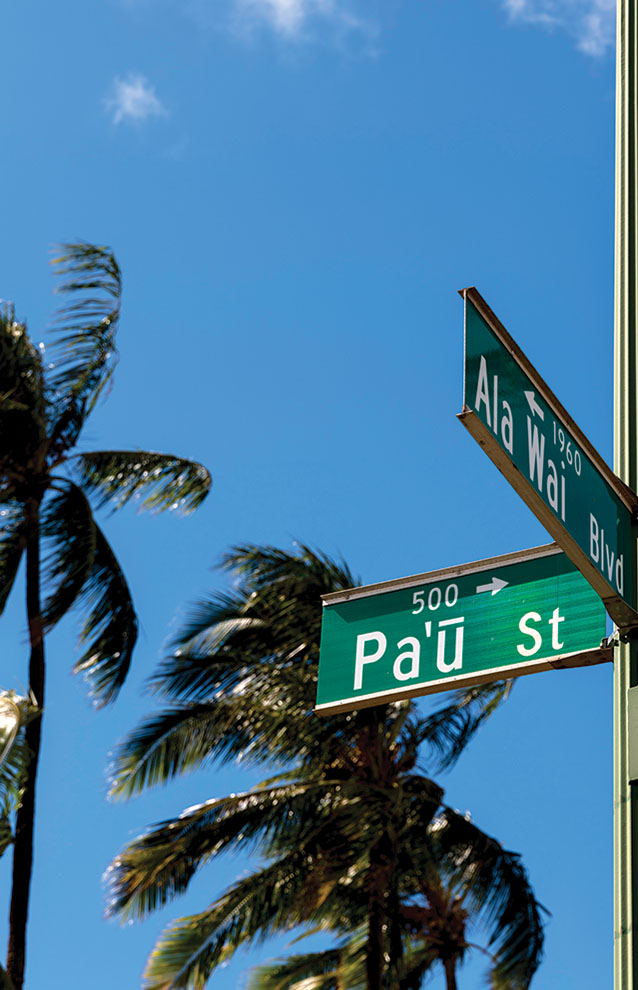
left=476, top=576, right=509, bottom=596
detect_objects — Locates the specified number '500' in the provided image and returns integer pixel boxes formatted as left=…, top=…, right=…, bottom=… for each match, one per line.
left=411, top=584, right=458, bottom=613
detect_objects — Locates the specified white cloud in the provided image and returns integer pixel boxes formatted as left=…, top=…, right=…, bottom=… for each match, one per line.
left=240, top=0, right=314, bottom=35
left=105, top=73, right=168, bottom=125
left=502, top=0, right=615, bottom=56
left=232, top=0, right=374, bottom=44
left=578, top=0, right=615, bottom=56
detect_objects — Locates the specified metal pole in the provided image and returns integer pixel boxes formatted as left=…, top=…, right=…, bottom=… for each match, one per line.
left=615, top=2, right=638, bottom=987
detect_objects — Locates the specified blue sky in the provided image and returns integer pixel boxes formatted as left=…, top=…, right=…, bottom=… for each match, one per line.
left=0, top=1, right=621, bottom=987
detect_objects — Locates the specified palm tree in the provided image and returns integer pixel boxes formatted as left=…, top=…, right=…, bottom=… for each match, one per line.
left=109, top=729, right=542, bottom=990
left=246, top=818, right=543, bottom=990
left=107, top=544, right=543, bottom=990
left=0, top=243, right=212, bottom=990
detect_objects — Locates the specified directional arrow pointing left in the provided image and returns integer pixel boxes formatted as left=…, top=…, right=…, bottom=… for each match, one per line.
left=524, top=390, right=545, bottom=421
left=476, top=576, right=508, bottom=596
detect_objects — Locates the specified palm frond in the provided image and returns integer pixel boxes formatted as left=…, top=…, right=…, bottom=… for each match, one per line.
left=150, top=592, right=270, bottom=701
left=148, top=543, right=355, bottom=711
left=399, top=775, right=445, bottom=835
left=40, top=481, right=96, bottom=628
left=139, top=539, right=514, bottom=782
left=72, top=451, right=211, bottom=515
left=108, top=703, right=228, bottom=798
left=250, top=930, right=435, bottom=990
left=151, top=634, right=305, bottom=706
left=111, top=681, right=335, bottom=796
left=0, top=308, right=47, bottom=484
left=221, top=543, right=358, bottom=597
left=107, top=778, right=340, bottom=921
left=0, top=502, right=25, bottom=616
left=166, top=589, right=257, bottom=656
left=247, top=936, right=367, bottom=990
left=396, top=943, right=439, bottom=990
left=415, top=681, right=513, bottom=772
left=142, top=847, right=348, bottom=990
left=428, top=808, right=545, bottom=988
left=72, top=522, right=137, bottom=705
left=0, top=817, right=12, bottom=859
left=47, top=242, right=121, bottom=453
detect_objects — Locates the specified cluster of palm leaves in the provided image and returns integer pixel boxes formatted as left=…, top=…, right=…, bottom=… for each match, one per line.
left=0, top=243, right=212, bottom=990
left=107, top=544, right=545, bottom=990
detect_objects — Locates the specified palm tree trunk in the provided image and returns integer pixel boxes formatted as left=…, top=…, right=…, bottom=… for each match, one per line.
left=7, top=498, right=45, bottom=990
left=386, top=872, right=402, bottom=990
left=367, top=830, right=392, bottom=990
left=366, top=882, right=385, bottom=990
left=360, top=708, right=395, bottom=990
left=443, top=959, right=457, bottom=990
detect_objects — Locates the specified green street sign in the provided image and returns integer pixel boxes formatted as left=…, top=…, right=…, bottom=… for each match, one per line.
left=315, top=544, right=610, bottom=715
left=459, top=288, right=638, bottom=629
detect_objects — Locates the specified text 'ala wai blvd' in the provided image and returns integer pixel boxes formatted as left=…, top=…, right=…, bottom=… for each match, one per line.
left=458, top=288, right=638, bottom=628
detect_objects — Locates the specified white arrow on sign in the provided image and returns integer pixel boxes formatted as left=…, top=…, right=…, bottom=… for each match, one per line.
left=476, top=576, right=508, bottom=596
left=524, top=390, right=545, bottom=421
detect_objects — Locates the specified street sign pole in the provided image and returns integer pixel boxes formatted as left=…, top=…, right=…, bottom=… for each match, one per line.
left=615, top=2, right=638, bottom=986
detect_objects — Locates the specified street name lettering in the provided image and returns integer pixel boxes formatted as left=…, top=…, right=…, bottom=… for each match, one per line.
left=315, top=545, right=609, bottom=715
left=459, top=288, right=638, bottom=628
left=354, top=605, right=568, bottom=689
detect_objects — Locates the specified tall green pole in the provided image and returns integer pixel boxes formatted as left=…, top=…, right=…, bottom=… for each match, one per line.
left=615, top=2, right=638, bottom=986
